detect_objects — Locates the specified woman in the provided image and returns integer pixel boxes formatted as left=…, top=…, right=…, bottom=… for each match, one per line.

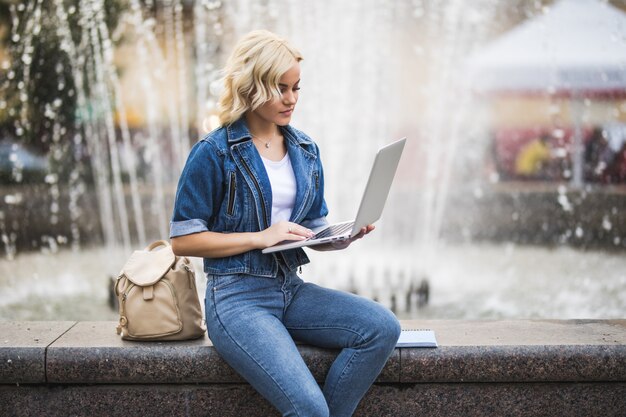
left=170, top=30, right=401, bottom=417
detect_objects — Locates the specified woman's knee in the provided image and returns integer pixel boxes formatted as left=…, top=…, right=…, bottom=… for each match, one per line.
left=370, top=305, right=402, bottom=349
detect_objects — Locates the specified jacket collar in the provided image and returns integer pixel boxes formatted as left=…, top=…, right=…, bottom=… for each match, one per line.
left=226, top=118, right=251, bottom=143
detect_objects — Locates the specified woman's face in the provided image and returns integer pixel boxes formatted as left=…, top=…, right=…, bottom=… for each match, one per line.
left=252, top=61, right=301, bottom=127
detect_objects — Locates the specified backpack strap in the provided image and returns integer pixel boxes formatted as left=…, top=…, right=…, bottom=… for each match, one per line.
left=146, top=240, right=171, bottom=251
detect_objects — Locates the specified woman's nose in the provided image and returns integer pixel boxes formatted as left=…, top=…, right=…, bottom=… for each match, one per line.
left=283, top=90, right=296, bottom=104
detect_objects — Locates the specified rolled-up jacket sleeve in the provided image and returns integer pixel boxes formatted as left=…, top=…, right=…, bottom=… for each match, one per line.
left=301, top=216, right=329, bottom=231
left=170, top=140, right=223, bottom=238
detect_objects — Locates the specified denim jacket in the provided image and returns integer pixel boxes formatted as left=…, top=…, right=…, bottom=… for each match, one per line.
left=170, top=118, right=329, bottom=277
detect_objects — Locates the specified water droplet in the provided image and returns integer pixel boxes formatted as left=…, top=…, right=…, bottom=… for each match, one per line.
left=44, top=104, right=57, bottom=119
left=557, top=194, right=572, bottom=212
left=4, top=194, right=23, bottom=205
left=21, top=53, right=32, bottom=66
left=552, top=129, right=565, bottom=139
left=203, top=0, right=222, bottom=10
left=602, top=216, right=612, bottom=231
left=45, top=174, right=59, bottom=184
left=575, top=227, right=584, bottom=238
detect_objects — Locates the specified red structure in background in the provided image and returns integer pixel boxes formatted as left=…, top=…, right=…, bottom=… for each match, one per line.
left=469, top=0, right=626, bottom=186
left=492, top=126, right=580, bottom=181
left=491, top=126, right=626, bottom=184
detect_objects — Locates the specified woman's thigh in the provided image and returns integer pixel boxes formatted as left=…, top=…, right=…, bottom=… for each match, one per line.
left=205, top=274, right=328, bottom=416
left=283, top=281, right=400, bottom=349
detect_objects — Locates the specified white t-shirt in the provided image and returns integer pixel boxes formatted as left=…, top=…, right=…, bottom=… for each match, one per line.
left=261, top=152, right=296, bottom=225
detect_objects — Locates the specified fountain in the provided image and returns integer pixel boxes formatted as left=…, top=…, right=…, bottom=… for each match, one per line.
left=0, top=0, right=625, bottom=321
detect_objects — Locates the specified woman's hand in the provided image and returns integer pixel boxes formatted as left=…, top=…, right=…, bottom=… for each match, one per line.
left=256, top=221, right=314, bottom=248
left=313, top=224, right=375, bottom=251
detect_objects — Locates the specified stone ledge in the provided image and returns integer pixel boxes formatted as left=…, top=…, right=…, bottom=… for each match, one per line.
left=2, top=319, right=625, bottom=417
left=2, top=382, right=626, bottom=417
left=1, top=319, right=624, bottom=385
left=0, top=321, right=74, bottom=384
left=44, top=322, right=401, bottom=384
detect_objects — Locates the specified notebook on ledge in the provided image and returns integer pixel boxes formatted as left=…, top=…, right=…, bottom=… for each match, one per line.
left=396, top=329, right=438, bottom=348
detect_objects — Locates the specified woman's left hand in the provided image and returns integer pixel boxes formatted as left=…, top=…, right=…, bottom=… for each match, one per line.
left=329, top=224, right=375, bottom=250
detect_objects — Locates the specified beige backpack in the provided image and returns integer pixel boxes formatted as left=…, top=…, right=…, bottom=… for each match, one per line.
left=114, top=240, right=206, bottom=341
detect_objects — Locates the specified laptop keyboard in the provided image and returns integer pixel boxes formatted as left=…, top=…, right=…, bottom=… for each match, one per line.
left=313, top=222, right=354, bottom=239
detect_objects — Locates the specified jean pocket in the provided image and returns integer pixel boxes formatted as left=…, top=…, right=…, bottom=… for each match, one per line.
left=211, top=273, right=245, bottom=291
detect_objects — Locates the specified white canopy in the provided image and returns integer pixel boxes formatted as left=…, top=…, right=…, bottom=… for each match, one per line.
left=469, top=0, right=626, bottom=94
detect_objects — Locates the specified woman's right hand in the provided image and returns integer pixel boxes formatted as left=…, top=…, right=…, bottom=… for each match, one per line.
left=257, top=221, right=314, bottom=248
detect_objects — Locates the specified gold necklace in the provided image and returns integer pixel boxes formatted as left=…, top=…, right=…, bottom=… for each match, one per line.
left=250, top=131, right=277, bottom=149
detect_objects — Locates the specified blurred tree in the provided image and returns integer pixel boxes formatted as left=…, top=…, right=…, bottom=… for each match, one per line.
left=0, top=0, right=128, bottom=179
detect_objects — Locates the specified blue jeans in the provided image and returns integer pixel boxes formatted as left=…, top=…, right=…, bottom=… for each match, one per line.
left=205, top=268, right=401, bottom=417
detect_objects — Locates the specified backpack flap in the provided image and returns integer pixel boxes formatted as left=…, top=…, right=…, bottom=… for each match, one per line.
left=121, top=246, right=176, bottom=287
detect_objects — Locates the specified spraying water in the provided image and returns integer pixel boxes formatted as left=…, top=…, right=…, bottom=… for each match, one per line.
left=0, top=0, right=624, bottom=320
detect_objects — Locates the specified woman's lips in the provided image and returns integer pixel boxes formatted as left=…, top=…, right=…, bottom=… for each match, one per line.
left=280, top=109, right=293, bottom=116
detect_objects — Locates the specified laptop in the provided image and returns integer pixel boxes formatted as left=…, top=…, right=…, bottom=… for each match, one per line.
left=262, top=137, right=406, bottom=254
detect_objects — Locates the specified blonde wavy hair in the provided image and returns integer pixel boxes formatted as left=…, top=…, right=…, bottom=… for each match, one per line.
left=217, top=30, right=303, bottom=126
